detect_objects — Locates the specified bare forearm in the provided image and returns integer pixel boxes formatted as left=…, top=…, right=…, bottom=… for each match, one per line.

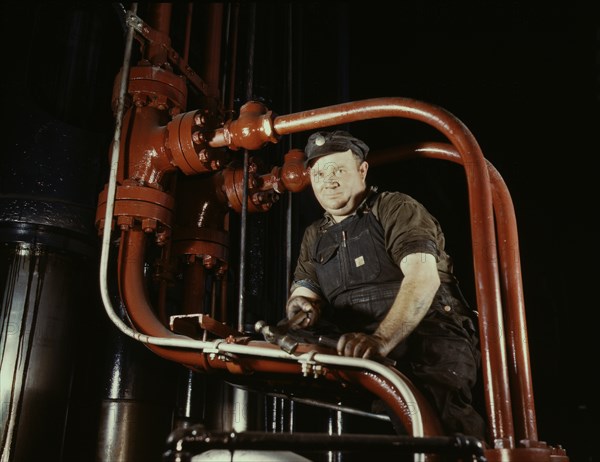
left=374, top=277, right=438, bottom=355
left=374, top=253, right=440, bottom=355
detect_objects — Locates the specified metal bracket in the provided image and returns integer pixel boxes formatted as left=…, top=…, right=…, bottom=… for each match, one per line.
left=125, top=11, right=216, bottom=98
left=299, top=350, right=326, bottom=378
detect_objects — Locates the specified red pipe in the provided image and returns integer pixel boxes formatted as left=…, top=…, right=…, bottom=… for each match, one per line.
left=182, top=260, right=207, bottom=315
left=224, top=4, right=240, bottom=112
left=204, top=3, right=224, bottom=95
left=118, top=228, right=441, bottom=437
left=333, top=369, right=444, bottom=437
left=118, top=228, right=210, bottom=367
left=117, top=107, right=175, bottom=186
left=370, top=142, right=538, bottom=444
left=487, top=161, right=538, bottom=444
left=265, top=97, right=514, bottom=446
left=146, top=4, right=172, bottom=66
left=183, top=3, right=193, bottom=63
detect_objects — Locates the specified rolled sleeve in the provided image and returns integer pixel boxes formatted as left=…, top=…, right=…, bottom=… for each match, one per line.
left=374, top=192, right=442, bottom=266
left=290, top=278, right=324, bottom=298
left=291, top=224, right=322, bottom=296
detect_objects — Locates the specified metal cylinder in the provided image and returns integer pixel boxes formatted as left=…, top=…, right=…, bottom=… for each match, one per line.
left=95, top=299, right=179, bottom=462
left=0, top=238, right=96, bottom=461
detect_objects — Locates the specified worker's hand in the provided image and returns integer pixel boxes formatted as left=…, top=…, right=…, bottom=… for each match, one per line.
left=286, top=295, right=321, bottom=328
left=337, top=332, right=387, bottom=359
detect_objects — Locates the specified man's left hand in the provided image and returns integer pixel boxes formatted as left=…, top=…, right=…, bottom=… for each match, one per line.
left=337, top=332, right=387, bottom=359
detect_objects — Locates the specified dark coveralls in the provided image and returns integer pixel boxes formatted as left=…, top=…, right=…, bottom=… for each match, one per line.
left=291, top=187, right=486, bottom=441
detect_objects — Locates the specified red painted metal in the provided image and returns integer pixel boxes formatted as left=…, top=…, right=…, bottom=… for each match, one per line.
left=219, top=101, right=280, bottom=150
left=331, top=369, right=444, bottom=437
left=96, top=182, right=174, bottom=235
left=247, top=98, right=515, bottom=446
left=144, top=4, right=172, bottom=66
left=171, top=173, right=230, bottom=265
left=167, top=110, right=230, bottom=174
left=118, top=228, right=440, bottom=438
left=375, top=142, right=539, bottom=444
left=369, top=143, right=566, bottom=459
left=258, top=148, right=311, bottom=193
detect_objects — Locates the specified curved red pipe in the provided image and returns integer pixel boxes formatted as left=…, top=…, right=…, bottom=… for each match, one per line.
left=333, top=369, right=444, bottom=437
left=118, top=228, right=441, bottom=436
left=270, top=97, right=514, bottom=445
left=118, top=228, right=210, bottom=367
left=370, top=142, right=538, bottom=443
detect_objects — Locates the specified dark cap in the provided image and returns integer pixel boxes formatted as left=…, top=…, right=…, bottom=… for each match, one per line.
left=304, top=130, right=369, bottom=167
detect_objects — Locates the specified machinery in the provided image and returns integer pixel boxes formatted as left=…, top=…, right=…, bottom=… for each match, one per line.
left=0, top=3, right=576, bottom=462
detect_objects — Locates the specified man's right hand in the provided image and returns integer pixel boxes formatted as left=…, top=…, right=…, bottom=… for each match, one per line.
left=286, top=295, right=321, bottom=328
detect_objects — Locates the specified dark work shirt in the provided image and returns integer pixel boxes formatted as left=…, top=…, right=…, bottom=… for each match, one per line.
left=291, top=187, right=457, bottom=297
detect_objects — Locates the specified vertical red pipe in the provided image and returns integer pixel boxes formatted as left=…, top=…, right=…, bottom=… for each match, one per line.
left=370, top=142, right=538, bottom=443
left=488, top=165, right=538, bottom=443
left=223, top=4, right=240, bottom=112
left=219, top=275, right=228, bottom=323
left=183, top=3, right=193, bottom=63
left=183, top=260, right=207, bottom=315
left=204, top=3, right=224, bottom=94
left=146, top=4, right=173, bottom=66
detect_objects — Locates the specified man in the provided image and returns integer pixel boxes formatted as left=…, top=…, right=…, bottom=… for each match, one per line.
left=286, top=130, right=486, bottom=441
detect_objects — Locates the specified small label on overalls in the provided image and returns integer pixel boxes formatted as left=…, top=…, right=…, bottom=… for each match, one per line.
left=355, top=256, right=365, bottom=267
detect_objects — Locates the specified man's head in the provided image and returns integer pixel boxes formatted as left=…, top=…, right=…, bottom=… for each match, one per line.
left=304, top=131, right=369, bottom=221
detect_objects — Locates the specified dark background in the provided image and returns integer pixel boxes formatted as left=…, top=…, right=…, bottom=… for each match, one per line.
left=1, top=2, right=597, bottom=461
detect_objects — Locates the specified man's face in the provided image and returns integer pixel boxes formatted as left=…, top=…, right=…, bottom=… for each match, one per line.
left=309, top=149, right=368, bottom=221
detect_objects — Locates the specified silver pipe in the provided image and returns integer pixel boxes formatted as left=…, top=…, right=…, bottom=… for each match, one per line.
left=99, top=3, right=139, bottom=342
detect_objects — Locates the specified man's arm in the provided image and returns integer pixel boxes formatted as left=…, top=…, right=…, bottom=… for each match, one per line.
left=338, top=252, right=440, bottom=358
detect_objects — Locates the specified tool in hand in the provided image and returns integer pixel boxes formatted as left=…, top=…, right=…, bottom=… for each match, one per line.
left=254, top=310, right=308, bottom=354
left=256, top=311, right=397, bottom=367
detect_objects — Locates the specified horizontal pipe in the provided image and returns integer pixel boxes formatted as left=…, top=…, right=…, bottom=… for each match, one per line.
left=163, top=429, right=487, bottom=462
